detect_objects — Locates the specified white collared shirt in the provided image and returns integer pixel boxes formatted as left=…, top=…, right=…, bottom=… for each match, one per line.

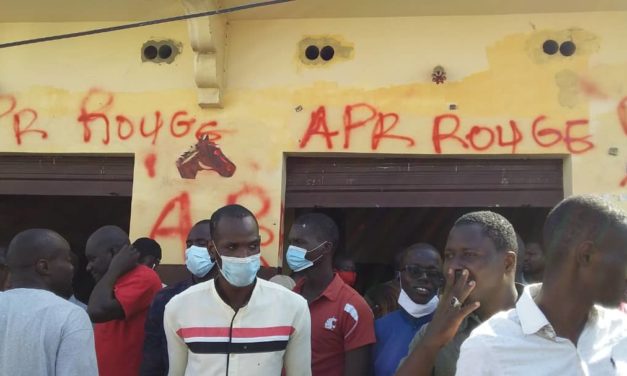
left=456, top=283, right=627, bottom=376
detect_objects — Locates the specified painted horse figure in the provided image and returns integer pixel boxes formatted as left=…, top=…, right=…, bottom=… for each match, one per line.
left=176, top=135, right=236, bottom=179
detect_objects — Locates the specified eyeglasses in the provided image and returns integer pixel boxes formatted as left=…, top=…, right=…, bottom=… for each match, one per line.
left=401, top=265, right=443, bottom=280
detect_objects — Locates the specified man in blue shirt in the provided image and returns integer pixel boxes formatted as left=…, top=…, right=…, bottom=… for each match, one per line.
left=139, top=220, right=218, bottom=376
left=373, top=243, right=443, bottom=376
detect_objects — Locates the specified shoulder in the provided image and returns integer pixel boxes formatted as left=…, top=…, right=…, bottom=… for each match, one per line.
left=466, top=309, right=520, bottom=342
left=118, top=265, right=162, bottom=288
left=257, top=278, right=308, bottom=308
left=593, top=305, right=627, bottom=337
left=376, top=310, right=401, bottom=327
left=338, top=283, right=371, bottom=312
left=375, top=310, right=402, bottom=334
left=168, top=279, right=213, bottom=308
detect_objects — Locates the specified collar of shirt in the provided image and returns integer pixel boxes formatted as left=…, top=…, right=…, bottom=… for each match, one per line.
left=398, top=307, right=435, bottom=328
left=293, top=273, right=344, bottom=303
left=516, top=283, right=600, bottom=340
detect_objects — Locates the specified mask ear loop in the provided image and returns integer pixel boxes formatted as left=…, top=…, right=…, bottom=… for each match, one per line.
left=308, top=241, right=329, bottom=264
left=211, top=241, right=224, bottom=274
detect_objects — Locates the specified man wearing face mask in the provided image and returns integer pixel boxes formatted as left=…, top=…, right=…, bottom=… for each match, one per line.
left=288, top=213, right=376, bottom=376
left=372, top=243, right=442, bottom=376
left=333, top=253, right=357, bottom=288
left=164, top=204, right=311, bottom=376
left=140, top=219, right=218, bottom=376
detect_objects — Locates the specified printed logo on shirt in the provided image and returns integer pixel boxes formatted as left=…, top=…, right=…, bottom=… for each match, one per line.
left=324, top=317, right=337, bottom=330
left=344, top=303, right=358, bottom=322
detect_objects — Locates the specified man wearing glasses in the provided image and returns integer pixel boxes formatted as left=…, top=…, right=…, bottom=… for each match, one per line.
left=373, top=243, right=443, bottom=376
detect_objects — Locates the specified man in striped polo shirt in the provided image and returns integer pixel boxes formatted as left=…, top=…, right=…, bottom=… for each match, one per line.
left=164, top=204, right=312, bottom=376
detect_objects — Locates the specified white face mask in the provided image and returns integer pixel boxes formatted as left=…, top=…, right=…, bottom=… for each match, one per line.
left=397, top=281, right=439, bottom=318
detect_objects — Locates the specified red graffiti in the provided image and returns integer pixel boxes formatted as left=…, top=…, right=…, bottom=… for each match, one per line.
left=433, top=114, right=523, bottom=154
left=620, top=175, right=627, bottom=188
left=432, top=114, right=593, bottom=154
left=77, top=89, right=228, bottom=145
left=150, top=192, right=193, bottom=252
left=226, top=184, right=274, bottom=250
left=618, top=97, right=627, bottom=136
left=299, top=106, right=338, bottom=149
left=0, top=95, right=48, bottom=145
left=144, top=153, right=157, bottom=178
left=299, top=104, right=413, bottom=150
left=579, top=79, right=608, bottom=99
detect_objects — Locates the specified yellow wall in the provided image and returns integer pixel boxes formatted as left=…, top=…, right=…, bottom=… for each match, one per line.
left=1, top=12, right=627, bottom=265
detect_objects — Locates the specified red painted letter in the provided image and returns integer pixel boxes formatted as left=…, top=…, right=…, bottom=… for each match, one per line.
left=343, top=103, right=377, bottom=149
left=371, top=112, right=415, bottom=150
left=299, top=106, right=339, bottom=149
left=77, top=89, right=113, bottom=145
left=150, top=192, right=193, bottom=251
left=564, top=119, right=594, bottom=154
left=432, top=114, right=468, bottom=153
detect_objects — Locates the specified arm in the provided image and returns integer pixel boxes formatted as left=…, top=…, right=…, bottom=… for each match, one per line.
left=56, top=310, right=99, bottom=376
left=140, top=295, right=167, bottom=376
left=344, top=345, right=372, bottom=376
left=164, top=301, right=189, bottom=376
left=87, top=245, right=138, bottom=323
left=284, top=297, right=312, bottom=376
left=396, top=269, right=480, bottom=376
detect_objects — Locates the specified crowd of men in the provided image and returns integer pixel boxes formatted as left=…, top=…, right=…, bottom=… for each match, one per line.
left=0, top=194, right=626, bottom=375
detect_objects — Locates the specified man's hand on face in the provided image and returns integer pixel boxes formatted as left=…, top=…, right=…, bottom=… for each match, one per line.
left=108, top=244, right=139, bottom=278
left=421, top=268, right=481, bottom=349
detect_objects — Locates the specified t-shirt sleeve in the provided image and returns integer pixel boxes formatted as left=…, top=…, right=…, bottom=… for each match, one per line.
left=114, top=266, right=162, bottom=319
left=56, top=308, right=99, bottom=376
left=341, top=293, right=376, bottom=352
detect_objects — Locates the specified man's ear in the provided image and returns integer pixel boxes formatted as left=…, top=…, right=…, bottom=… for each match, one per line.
left=34, top=258, right=50, bottom=276
left=504, top=251, right=517, bottom=273
left=575, top=240, right=595, bottom=267
left=208, top=241, right=219, bottom=261
left=322, top=241, right=333, bottom=255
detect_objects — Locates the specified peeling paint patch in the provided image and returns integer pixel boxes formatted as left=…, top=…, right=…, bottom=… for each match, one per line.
left=525, top=28, right=600, bottom=64
left=298, top=35, right=354, bottom=66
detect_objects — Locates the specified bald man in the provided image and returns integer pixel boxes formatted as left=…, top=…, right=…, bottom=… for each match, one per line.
left=0, top=229, right=97, bottom=376
left=85, top=225, right=162, bottom=376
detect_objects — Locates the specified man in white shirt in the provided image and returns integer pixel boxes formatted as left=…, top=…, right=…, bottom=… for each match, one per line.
left=164, top=204, right=311, bottom=376
left=0, top=229, right=98, bottom=376
left=457, top=195, right=627, bottom=375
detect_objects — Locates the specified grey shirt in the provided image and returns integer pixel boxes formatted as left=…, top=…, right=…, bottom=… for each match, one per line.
left=399, top=314, right=482, bottom=376
left=0, top=288, right=98, bottom=376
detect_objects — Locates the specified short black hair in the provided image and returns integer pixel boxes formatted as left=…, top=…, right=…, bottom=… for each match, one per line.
left=293, top=213, right=340, bottom=252
left=400, top=243, right=440, bottom=267
left=86, top=225, right=130, bottom=255
left=453, top=211, right=518, bottom=253
left=210, top=204, right=258, bottom=239
left=132, top=237, right=162, bottom=260
left=7, top=229, right=70, bottom=269
left=194, top=219, right=212, bottom=227
left=543, top=195, right=627, bottom=258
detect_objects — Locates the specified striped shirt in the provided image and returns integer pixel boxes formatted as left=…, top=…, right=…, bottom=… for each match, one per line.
left=164, top=278, right=311, bottom=376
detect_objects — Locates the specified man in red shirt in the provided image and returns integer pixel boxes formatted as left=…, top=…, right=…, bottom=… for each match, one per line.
left=86, top=225, right=162, bottom=376
left=288, top=213, right=375, bottom=376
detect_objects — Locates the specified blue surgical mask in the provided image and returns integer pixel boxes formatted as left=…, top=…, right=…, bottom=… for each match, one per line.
left=286, top=242, right=325, bottom=272
left=185, top=245, right=215, bottom=278
left=213, top=242, right=260, bottom=287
